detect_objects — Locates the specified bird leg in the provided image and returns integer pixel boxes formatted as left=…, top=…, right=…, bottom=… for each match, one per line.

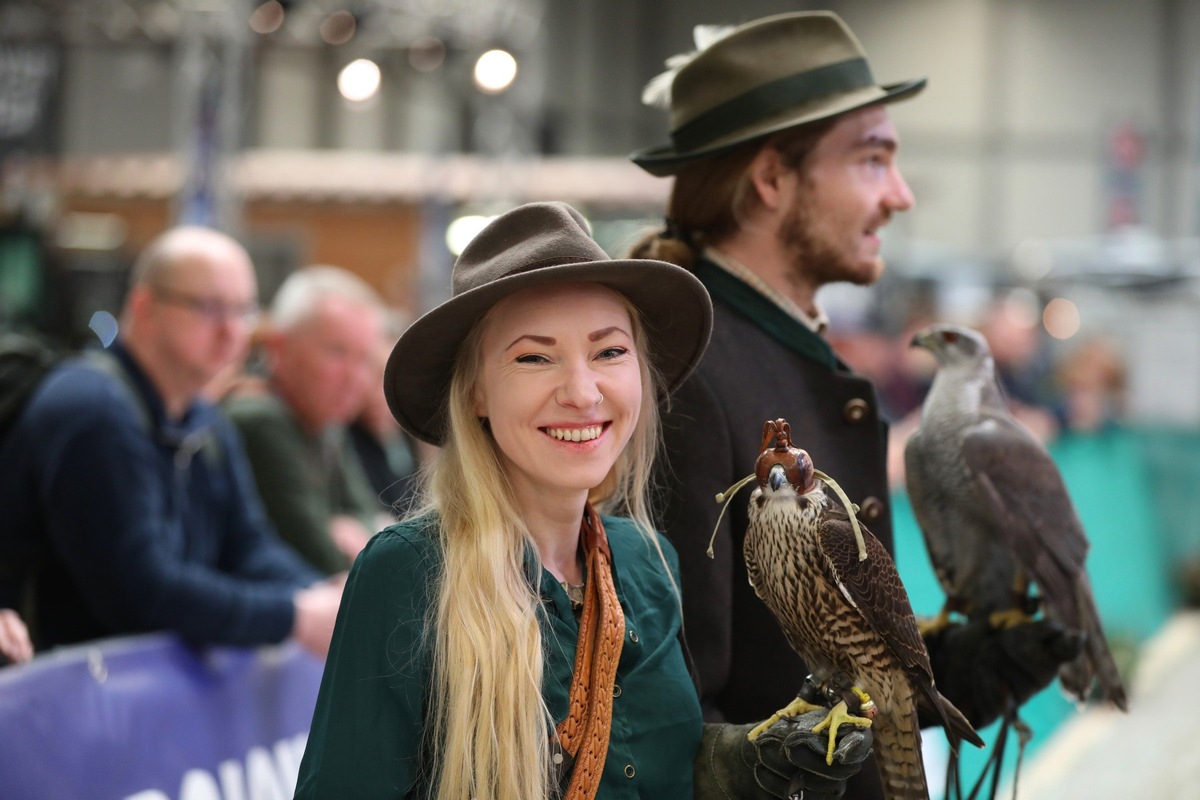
left=829, top=671, right=877, bottom=720
left=811, top=699, right=875, bottom=765
left=746, top=675, right=828, bottom=742
left=802, top=673, right=876, bottom=765
left=990, top=574, right=1040, bottom=629
left=917, top=606, right=954, bottom=637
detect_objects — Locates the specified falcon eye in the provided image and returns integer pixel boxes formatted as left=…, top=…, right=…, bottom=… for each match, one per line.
left=943, top=331, right=960, bottom=343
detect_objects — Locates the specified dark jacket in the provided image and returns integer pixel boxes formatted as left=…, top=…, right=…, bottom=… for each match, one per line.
left=0, top=340, right=320, bottom=650
left=656, top=258, right=893, bottom=798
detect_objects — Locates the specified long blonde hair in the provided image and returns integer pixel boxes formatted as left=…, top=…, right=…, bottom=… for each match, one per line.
left=414, top=288, right=665, bottom=800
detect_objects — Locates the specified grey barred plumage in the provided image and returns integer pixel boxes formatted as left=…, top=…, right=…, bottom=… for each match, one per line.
left=743, top=419, right=982, bottom=800
left=905, top=324, right=1127, bottom=711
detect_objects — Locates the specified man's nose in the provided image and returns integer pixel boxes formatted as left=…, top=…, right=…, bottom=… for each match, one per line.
left=886, top=167, right=915, bottom=212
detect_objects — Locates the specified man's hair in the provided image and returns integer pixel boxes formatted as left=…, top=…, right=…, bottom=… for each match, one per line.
left=268, top=265, right=383, bottom=332
left=629, top=118, right=837, bottom=269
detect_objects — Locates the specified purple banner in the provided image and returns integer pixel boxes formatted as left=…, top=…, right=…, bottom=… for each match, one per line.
left=0, top=633, right=324, bottom=800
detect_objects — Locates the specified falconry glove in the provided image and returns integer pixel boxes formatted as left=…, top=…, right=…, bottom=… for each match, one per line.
left=694, top=711, right=872, bottom=800
left=925, top=618, right=1085, bottom=728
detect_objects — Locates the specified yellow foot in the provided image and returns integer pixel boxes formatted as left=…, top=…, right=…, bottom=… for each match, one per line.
left=989, top=608, right=1034, bottom=630
left=811, top=699, right=874, bottom=765
left=917, top=608, right=953, bottom=637
left=747, top=695, right=826, bottom=742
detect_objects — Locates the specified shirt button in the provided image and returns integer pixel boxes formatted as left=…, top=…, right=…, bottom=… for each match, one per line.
left=628, top=629, right=639, bottom=643
left=843, top=398, right=870, bottom=423
left=859, top=496, right=884, bottom=523
left=613, top=684, right=622, bottom=698
left=624, top=765, right=636, bottom=779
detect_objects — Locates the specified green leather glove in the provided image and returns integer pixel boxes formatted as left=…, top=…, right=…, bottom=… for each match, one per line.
left=694, top=710, right=873, bottom=800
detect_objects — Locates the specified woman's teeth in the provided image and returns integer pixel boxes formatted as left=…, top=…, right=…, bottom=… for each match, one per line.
left=546, top=425, right=602, bottom=442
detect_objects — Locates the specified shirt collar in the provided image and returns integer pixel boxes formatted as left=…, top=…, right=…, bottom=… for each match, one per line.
left=703, top=246, right=829, bottom=336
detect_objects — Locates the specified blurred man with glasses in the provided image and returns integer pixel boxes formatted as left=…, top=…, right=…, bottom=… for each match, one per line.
left=0, top=226, right=342, bottom=658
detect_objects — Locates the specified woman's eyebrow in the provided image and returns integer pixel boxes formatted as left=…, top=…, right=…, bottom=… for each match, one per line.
left=588, top=326, right=629, bottom=342
left=505, top=333, right=556, bottom=350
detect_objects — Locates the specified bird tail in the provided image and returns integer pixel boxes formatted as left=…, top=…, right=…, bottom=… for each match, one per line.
left=1057, top=575, right=1128, bottom=711
left=873, top=695, right=929, bottom=800
left=934, top=689, right=986, bottom=751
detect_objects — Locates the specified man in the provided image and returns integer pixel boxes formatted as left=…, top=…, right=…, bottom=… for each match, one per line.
left=224, top=266, right=387, bottom=575
left=0, top=226, right=341, bottom=656
left=629, top=11, right=1079, bottom=794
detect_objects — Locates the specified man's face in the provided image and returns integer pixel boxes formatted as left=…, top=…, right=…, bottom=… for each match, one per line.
left=779, top=105, right=914, bottom=287
left=272, top=295, right=383, bottom=433
left=147, top=248, right=259, bottom=390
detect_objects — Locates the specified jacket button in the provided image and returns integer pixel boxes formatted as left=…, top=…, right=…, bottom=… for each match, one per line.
left=624, top=765, right=636, bottom=779
left=613, top=684, right=622, bottom=698
left=843, top=398, right=870, bottom=423
left=628, top=629, right=639, bottom=643
left=859, top=496, right=884, bottom=522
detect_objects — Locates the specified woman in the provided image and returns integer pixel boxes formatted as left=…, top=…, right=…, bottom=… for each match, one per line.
left=295, top=202, right=869, bottom=800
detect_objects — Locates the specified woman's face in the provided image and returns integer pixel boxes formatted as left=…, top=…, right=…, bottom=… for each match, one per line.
left=474, top=283, right=642, bottom=507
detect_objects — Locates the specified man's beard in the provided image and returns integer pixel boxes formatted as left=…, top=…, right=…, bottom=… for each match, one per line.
left=778, top=191, right=884, bottom=288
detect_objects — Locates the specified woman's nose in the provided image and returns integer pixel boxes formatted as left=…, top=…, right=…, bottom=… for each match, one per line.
left=556, top=365, right=603, bottom=409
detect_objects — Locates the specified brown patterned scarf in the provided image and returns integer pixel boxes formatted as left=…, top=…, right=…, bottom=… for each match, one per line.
left=554, top=505, right=625, bottom=800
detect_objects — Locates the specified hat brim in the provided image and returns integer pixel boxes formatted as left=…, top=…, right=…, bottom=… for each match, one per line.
left=630, top=77, right=927, bottom=177
left=385, top=258, right=713, bottom=445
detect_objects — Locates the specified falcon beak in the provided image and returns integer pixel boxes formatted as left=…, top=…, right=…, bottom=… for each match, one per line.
left=768, top=463, right=787, bottom=491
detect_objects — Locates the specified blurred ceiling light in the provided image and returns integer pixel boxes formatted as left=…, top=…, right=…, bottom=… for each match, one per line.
left=408, top=35, right=446, bottom=72
left=249, top=1, right=285, bottom=35
left=319, top=10, right=357, bottom=45
left=338, top=58, right=381, bottom=102
left=473, top=49, right=517, bottom=94
left=446, top=215, right=496, bottom=256
left=1043, top=297, right=1081, bottom=340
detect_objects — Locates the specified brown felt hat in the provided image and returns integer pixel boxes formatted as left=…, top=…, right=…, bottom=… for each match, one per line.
left=384, top=201, right=713, bottom=445
left=630, top=11, right=926, bottom=177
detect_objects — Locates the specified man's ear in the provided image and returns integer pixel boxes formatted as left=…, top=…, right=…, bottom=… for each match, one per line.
left=747, top=146, right=792, bottom=213
left=259, top=328, right=286, bottom=371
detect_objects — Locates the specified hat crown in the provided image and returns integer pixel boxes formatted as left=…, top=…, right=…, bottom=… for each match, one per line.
left=452, top=202, right=611, bottom=297
left=629, top=10, right=924, bottom=177
left=670, top=12, right=871, bottom=132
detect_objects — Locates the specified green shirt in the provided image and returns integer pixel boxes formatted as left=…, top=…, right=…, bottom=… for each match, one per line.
left=224, top=392, right=379, bottom=575
left=295, top=514, right=703, bottom=799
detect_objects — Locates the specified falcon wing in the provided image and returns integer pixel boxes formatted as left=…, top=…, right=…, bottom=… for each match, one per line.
left=818, top=510, right=932, bottom=683
left=961, top=413, right=1089, bottom=626
left=903, top=428, right=960, bottom=594
left=819, top=509, right=982, bottom=745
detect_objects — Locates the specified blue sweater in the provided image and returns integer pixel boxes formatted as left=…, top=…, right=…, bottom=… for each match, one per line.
left=0, top=340, right=320, bottom=650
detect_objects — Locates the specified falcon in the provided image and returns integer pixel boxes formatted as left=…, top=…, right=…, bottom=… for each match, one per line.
left=905, top=323, right=1127, bottom=710
left=739, top=418, right=982, bottom=800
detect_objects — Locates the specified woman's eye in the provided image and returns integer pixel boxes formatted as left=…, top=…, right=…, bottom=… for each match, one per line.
left=515, top=354, right=549, bottom=364
left=598, top=346, right=629, bottom=360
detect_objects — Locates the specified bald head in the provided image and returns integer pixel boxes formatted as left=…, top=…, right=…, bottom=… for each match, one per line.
left=126, top=227, right=253, bottom=303
left=120, top=226, right=259, bottom=416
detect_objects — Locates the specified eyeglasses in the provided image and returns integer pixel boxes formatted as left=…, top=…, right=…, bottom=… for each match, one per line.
left=152, top=286, right=261, bottom=326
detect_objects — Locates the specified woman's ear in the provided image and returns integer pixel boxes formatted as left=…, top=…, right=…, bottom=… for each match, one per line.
left=473, top=384, right=487, bottom=418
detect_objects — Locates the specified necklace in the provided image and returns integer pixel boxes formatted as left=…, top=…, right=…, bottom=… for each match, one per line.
left=560, top=579, right=585, bottom=612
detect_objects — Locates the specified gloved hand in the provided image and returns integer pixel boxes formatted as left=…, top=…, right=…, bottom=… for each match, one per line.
left=925, top=618, right=1085, bottom=729
left=694, top=710, right=872, bottom=800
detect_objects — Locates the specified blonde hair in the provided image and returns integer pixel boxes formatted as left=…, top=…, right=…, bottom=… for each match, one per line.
left=411, top=289, right=666, bottom=800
